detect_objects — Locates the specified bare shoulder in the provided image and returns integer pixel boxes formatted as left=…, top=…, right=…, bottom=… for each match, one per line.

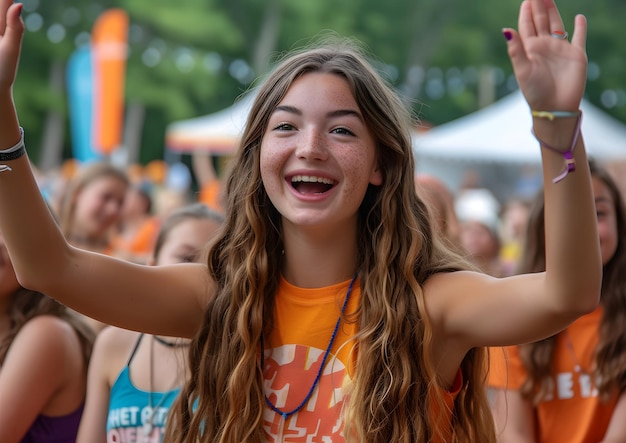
left=422, top=269, right=502, bottom=333
left=91, top=326, right=142, bottom=385
left=95, top=326, right=141, bottom=350
left=93, top=326, right=142, bottom=362
left=423, top=271, right=493, bottom=311
left=421, top=270, right=501, bottom=379
left=15, top=315, right=76, bottom=347
left=7, top=315, right=80, bottom=371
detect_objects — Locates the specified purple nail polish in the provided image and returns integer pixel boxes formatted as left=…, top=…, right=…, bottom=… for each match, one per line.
left=503, top=30, right=513, bottom=41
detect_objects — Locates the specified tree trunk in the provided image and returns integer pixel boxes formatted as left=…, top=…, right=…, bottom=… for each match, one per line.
left=252, top=0, right=282, bottom=75
left=39, top=60, right=65, bottom=171
left=400, top=0, right=456, bottom=103
left=123, top=101, right=146, bottom=165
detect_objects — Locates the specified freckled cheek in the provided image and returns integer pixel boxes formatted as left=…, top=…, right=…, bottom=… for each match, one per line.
left=338, top=149, right=373, bottom=193
left=260, top=154, right=284, bottom=197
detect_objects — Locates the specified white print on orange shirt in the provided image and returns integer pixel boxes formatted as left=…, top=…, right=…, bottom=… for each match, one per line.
left=262, top=344, right=352, bottom=442
left=543, top=371, right=599, bottom=401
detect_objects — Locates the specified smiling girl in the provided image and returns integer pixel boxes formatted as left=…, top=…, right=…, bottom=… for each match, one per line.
left=0, top=0, right=602, bottom=441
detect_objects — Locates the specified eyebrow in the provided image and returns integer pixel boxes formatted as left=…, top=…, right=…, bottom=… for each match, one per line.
left=273, top=105, right=364, bottom=122
left=595, top=196, right=612, bottom=205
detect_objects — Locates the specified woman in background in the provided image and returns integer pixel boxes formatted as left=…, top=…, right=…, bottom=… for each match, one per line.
left=0, top=229, right=94, bottom=442
left=489, top=160, right=626, bottom=442
left=58, top=161, right=129, bottom=256
left=77, top=203, right=223, bottom=442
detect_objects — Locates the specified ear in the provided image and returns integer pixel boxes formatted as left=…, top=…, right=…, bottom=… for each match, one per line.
left=369, top=163, right=383, bottom=186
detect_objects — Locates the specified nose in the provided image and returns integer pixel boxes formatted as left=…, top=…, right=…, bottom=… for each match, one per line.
left=294, top=128, right=328, bottom=161
left=104, top=198, right=123, bottom=219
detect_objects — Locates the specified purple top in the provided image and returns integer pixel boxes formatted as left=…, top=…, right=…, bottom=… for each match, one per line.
left=20, top=405, right=84, bottom=443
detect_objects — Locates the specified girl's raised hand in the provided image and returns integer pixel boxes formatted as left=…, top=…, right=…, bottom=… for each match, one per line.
left=504, top=0, right=587, bottom=112
left=0, top=0, right=24, bottom=91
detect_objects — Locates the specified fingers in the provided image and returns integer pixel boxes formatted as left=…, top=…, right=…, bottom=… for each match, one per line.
left=570, top=14, right=587, bottom=52
left=502, top=28, right=528, bottom=69
left=543, top=0, right=566, bottom=34
left=3, top=3, right=24, bottom=45
left=521, top=0, right=568, bottom=37
left=0, top=0, right=10, bottom=36
left=517, top=1, right=537, bottom=40
left=0, top=2, right=24, bottom=91
left=530, top=0, right=550, bottom=36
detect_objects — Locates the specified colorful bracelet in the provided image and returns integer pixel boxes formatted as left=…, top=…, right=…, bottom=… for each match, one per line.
left=531, top=112, right=582, bottom=184
left=0, top=127, right=26, bottom=162
left=531, top=110, right=580, bottom=121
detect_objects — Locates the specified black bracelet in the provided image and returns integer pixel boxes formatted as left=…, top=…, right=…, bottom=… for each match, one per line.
left=0, top=145, right=25, bottom=162
left=0, top=127, right=26, bottom=162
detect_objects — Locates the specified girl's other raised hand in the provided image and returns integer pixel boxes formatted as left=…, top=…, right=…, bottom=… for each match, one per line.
left=0, top=0, right=24, bottom=92
left=504, top=0, right=587, bottom=112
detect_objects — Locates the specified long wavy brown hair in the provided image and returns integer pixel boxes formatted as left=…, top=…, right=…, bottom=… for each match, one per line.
left=166, top=39, right=495, bottom=442
left=518, top=159, right=626, bottom=404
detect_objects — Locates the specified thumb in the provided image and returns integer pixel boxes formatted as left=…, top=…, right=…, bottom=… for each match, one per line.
left=502, top=28, right=528, bottom=70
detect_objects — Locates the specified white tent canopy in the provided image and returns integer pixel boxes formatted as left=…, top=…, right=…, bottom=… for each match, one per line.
left=412, top=90, right=626, bottom=164
left=166, top=89, right=626, bottom=161
left=412, top=91, right=626, bottom=201
left=165, top=93, right=255, bottom=155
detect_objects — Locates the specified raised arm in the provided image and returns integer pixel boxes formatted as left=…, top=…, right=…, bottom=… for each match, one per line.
left=494, top=0, right=600, bottom=333
left=0, top=0, right=210, bottom=337
left=426, top=0, right=601, bottom=354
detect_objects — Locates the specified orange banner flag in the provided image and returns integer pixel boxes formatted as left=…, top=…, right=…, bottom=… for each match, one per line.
left=91, top=9, right=129, bottom=155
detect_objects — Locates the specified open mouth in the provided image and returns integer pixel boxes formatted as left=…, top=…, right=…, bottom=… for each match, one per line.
left=291, top=175, right=335, bottom=195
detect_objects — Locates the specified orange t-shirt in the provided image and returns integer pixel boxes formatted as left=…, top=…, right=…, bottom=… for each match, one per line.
left=262, top=277, right=460, bottom=442
left=197, top=179, right=223, bottom=212
left=489, top=307, right=618, bottom=443
left=110, top=217, right=160, bottom=260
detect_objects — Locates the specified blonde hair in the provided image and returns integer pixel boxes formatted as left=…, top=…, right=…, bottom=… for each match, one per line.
left=166, top=39, right=494, bottom=442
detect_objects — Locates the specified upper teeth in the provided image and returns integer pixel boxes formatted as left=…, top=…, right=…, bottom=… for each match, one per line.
left=291, top=175, right=334, bottom=185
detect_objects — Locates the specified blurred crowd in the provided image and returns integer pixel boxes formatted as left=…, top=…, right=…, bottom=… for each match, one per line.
left=2, top=151, right=626, bottom=441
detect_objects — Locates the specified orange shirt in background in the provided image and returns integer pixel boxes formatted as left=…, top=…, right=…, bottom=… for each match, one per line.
left=489, top=307, right=618, bottom=443
left=198, top=179, right=223, bottom=212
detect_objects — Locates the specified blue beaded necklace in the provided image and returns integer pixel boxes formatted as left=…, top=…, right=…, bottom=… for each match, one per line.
left=260, top=274, right=357, bottom=423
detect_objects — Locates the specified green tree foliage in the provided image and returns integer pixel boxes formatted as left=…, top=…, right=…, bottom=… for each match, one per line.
left=13, top=0, right=626, bottom=167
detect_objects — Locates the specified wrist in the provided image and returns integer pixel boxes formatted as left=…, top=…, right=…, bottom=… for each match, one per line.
left=531, top=114, right=581, bottom=148
left=0, top=127, right=26, bottom=164
left=532, top=112, right=582, bottom=183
